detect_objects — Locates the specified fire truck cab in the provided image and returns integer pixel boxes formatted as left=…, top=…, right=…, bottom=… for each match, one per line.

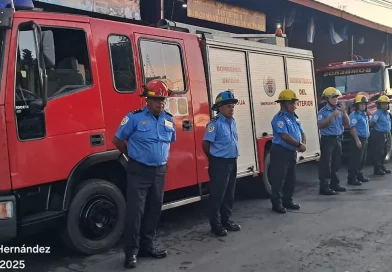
left=316, top=58, right=392, bottom=158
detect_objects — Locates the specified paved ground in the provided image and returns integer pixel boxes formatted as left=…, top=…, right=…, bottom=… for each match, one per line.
left=4, top=161, right=392, bottom=272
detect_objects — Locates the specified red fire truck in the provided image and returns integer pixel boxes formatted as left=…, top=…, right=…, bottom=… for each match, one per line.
left=0, top=0, right=321, bottom=254
left=316, top=59, right=392, bottom=157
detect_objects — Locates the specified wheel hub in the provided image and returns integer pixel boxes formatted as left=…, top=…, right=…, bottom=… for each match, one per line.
left=80, top=196, right=117, bottom=240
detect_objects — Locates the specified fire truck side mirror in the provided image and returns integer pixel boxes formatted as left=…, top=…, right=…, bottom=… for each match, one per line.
left=41, top=30, right=55, bottom=69
left=18, top=20, right=49, bottom=109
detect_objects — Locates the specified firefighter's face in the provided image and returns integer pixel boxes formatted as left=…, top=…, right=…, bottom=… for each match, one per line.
left=146, top=97, right=166, bottom=114
left=358, top=103, right=366, bottom=111
left=380, top=102, right=389, bottom=111
left=285, top=101, right=296, bottom=113
left=219, top=104, right=235, bottom=118
left=328, top=96, right=339, bottom=106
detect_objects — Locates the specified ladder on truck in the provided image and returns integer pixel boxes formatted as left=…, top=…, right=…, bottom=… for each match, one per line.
left=157, top=19, right=288, bottom=47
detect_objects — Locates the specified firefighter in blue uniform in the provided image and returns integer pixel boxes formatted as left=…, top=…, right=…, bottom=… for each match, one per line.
left=202, top=90, right=241, bottom=237
left=112, top=79, right=176, bottom=269
left=347, top=94, right=370, bottom=185
left=369, top=95, right=392, bottom=175
left=269, top=89, right=306, bottom=214
left=317, top=87, right=350, bottom=195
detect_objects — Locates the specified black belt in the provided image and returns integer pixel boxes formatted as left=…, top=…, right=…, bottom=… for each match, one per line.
left=322, top=135, right=343, bottom=139
left=129, top=158, right=166, bottom=168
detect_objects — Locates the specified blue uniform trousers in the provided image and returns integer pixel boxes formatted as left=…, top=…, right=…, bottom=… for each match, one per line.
left=208, top=156, right=237, bottom=227
left=370, top=130, right=389, bottom=170
left=348, top=137, right=368, bottom=181
left=319, top=135, right=343, bottom=190
left=270, top=144, right=297, bottom=206
left=124, top=159, right=167, bottom=254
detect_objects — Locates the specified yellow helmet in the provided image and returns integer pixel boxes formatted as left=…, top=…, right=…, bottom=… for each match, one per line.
left=376, top=95, right=390, bottom=103
left=275, top=89, right=299, bottom=103
left=322, top=87, right=342, bottom=98
left=354, top=94, right=369, bottom=104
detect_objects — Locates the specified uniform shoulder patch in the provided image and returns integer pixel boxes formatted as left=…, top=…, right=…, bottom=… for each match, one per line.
left=373, top=114, right=379, bottom=121
left=277, top=120, right=285, bottom=128
left=164, top=110, right=173, bottom=117
left=207, top=124, right=215, bottom=132
left=211, top=115, right=219, bottom=121
left=121, top=116, right=129, bottom=125
left=131, top=108, right=143, bottom=114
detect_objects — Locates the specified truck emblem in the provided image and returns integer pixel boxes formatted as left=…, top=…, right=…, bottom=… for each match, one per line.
left=263, top=75, right=276, bottom=97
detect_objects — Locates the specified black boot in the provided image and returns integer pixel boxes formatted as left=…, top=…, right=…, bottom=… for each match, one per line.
left=272, top=204, right=287, bottom=214
left=124, top=249, right=137, bottom=269
left=348, top=178, right=362, bottom=186
left=222, top=220, right=241, bottom=231
left=374, top=167, right=386, bottom=176
left=357, top=174, right=370, bottom=183
left=211, top=224, right=228, bottom=237
left=331, top=184, right=347, bottom=192
left=381, top=166, right=391, bottom=174
left=282, top=201, right=300, bottom=210
left=319, top=187, right=336, bottom=195
left=138, top=247, right=168, bottom=258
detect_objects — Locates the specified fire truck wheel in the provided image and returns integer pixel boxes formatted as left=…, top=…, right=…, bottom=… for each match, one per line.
left=62, top=179, right=126, bottom=255
left=262, top=150, right=272, bottom=197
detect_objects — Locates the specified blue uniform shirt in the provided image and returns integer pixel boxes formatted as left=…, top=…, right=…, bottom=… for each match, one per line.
left=349, top=111, right=370, bottom=138
left=115, top=107, right=176, bottom=166
left=203, top=113, right=239, bottom=159
left=370, top=109, right=391, bottom=133
left=317, top=104, right=344, bottom=136
left=272, top=110, right=304, bottom=151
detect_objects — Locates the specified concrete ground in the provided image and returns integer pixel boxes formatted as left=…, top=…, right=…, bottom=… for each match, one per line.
left=4, top=161, right=392, bottom=272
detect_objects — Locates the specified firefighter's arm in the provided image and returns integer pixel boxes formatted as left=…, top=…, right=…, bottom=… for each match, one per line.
left=273, top=118, right=302, bottom=148
left=349, top=116, right=361, bottom=145
left=113, top=137, right=128, bottom=156
left=113, top=114, right=135, bottom=156
left=202, top=141, right=211, bottom=158
left=317, top=110, right=338, bottom=129
left=202, top=121, right=217, bottom=158
left=342, top=110, right=350, bottom=128
left=369, top=113, right=378, bottom=128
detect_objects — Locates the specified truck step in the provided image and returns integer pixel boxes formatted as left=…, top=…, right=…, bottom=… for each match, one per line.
left=21, top=211, right=65, bottom=226
left=162, top=196, right=202, bottom=211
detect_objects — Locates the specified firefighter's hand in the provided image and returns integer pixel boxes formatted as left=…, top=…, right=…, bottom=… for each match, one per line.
left=339, top=104, right=346, bottom=112
left=356, top=140, right=362, bottom=149
left=332, top=110, right=340, bottom=118
left=298, top=144, right=306, bottom=153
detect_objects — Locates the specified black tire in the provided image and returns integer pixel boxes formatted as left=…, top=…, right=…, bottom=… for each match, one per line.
left=62, top=179, right=126, bottom=255
left=262, top=150, right=272, bottom=197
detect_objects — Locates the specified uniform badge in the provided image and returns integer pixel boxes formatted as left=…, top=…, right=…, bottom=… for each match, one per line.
left=373, top=115, right=379, bottom=121
left=277, top=121, right=284, bottom=128
left=351, top=118, right=357, bottom=125
left=140, top=121, right=148, bottom=125
left=318, top=114, right=322, bottom=120
left=207, top=125, right=215, bottom=132
left=121, top=116, right=129, bottom=125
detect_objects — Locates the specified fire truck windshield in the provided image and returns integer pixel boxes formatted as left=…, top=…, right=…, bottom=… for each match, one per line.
left=317, top=66, right=383, bottom=95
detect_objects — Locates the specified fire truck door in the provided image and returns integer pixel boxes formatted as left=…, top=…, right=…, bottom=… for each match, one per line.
left=6, top=18, right=106, bottom=190
left=135, top=33, right=198, bottom=191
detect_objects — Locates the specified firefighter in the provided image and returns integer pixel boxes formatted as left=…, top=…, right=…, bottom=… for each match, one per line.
left=347, top=94, right=370, bottom=185
left=317, top=87, right=349, bottom=195
left=369, top=95, right=392, bottom=175
left=202, top=90, right=241, bottom=237
left=270, top=89, right=306, bottom=214
left=112, top=79, right=176, bottom=269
